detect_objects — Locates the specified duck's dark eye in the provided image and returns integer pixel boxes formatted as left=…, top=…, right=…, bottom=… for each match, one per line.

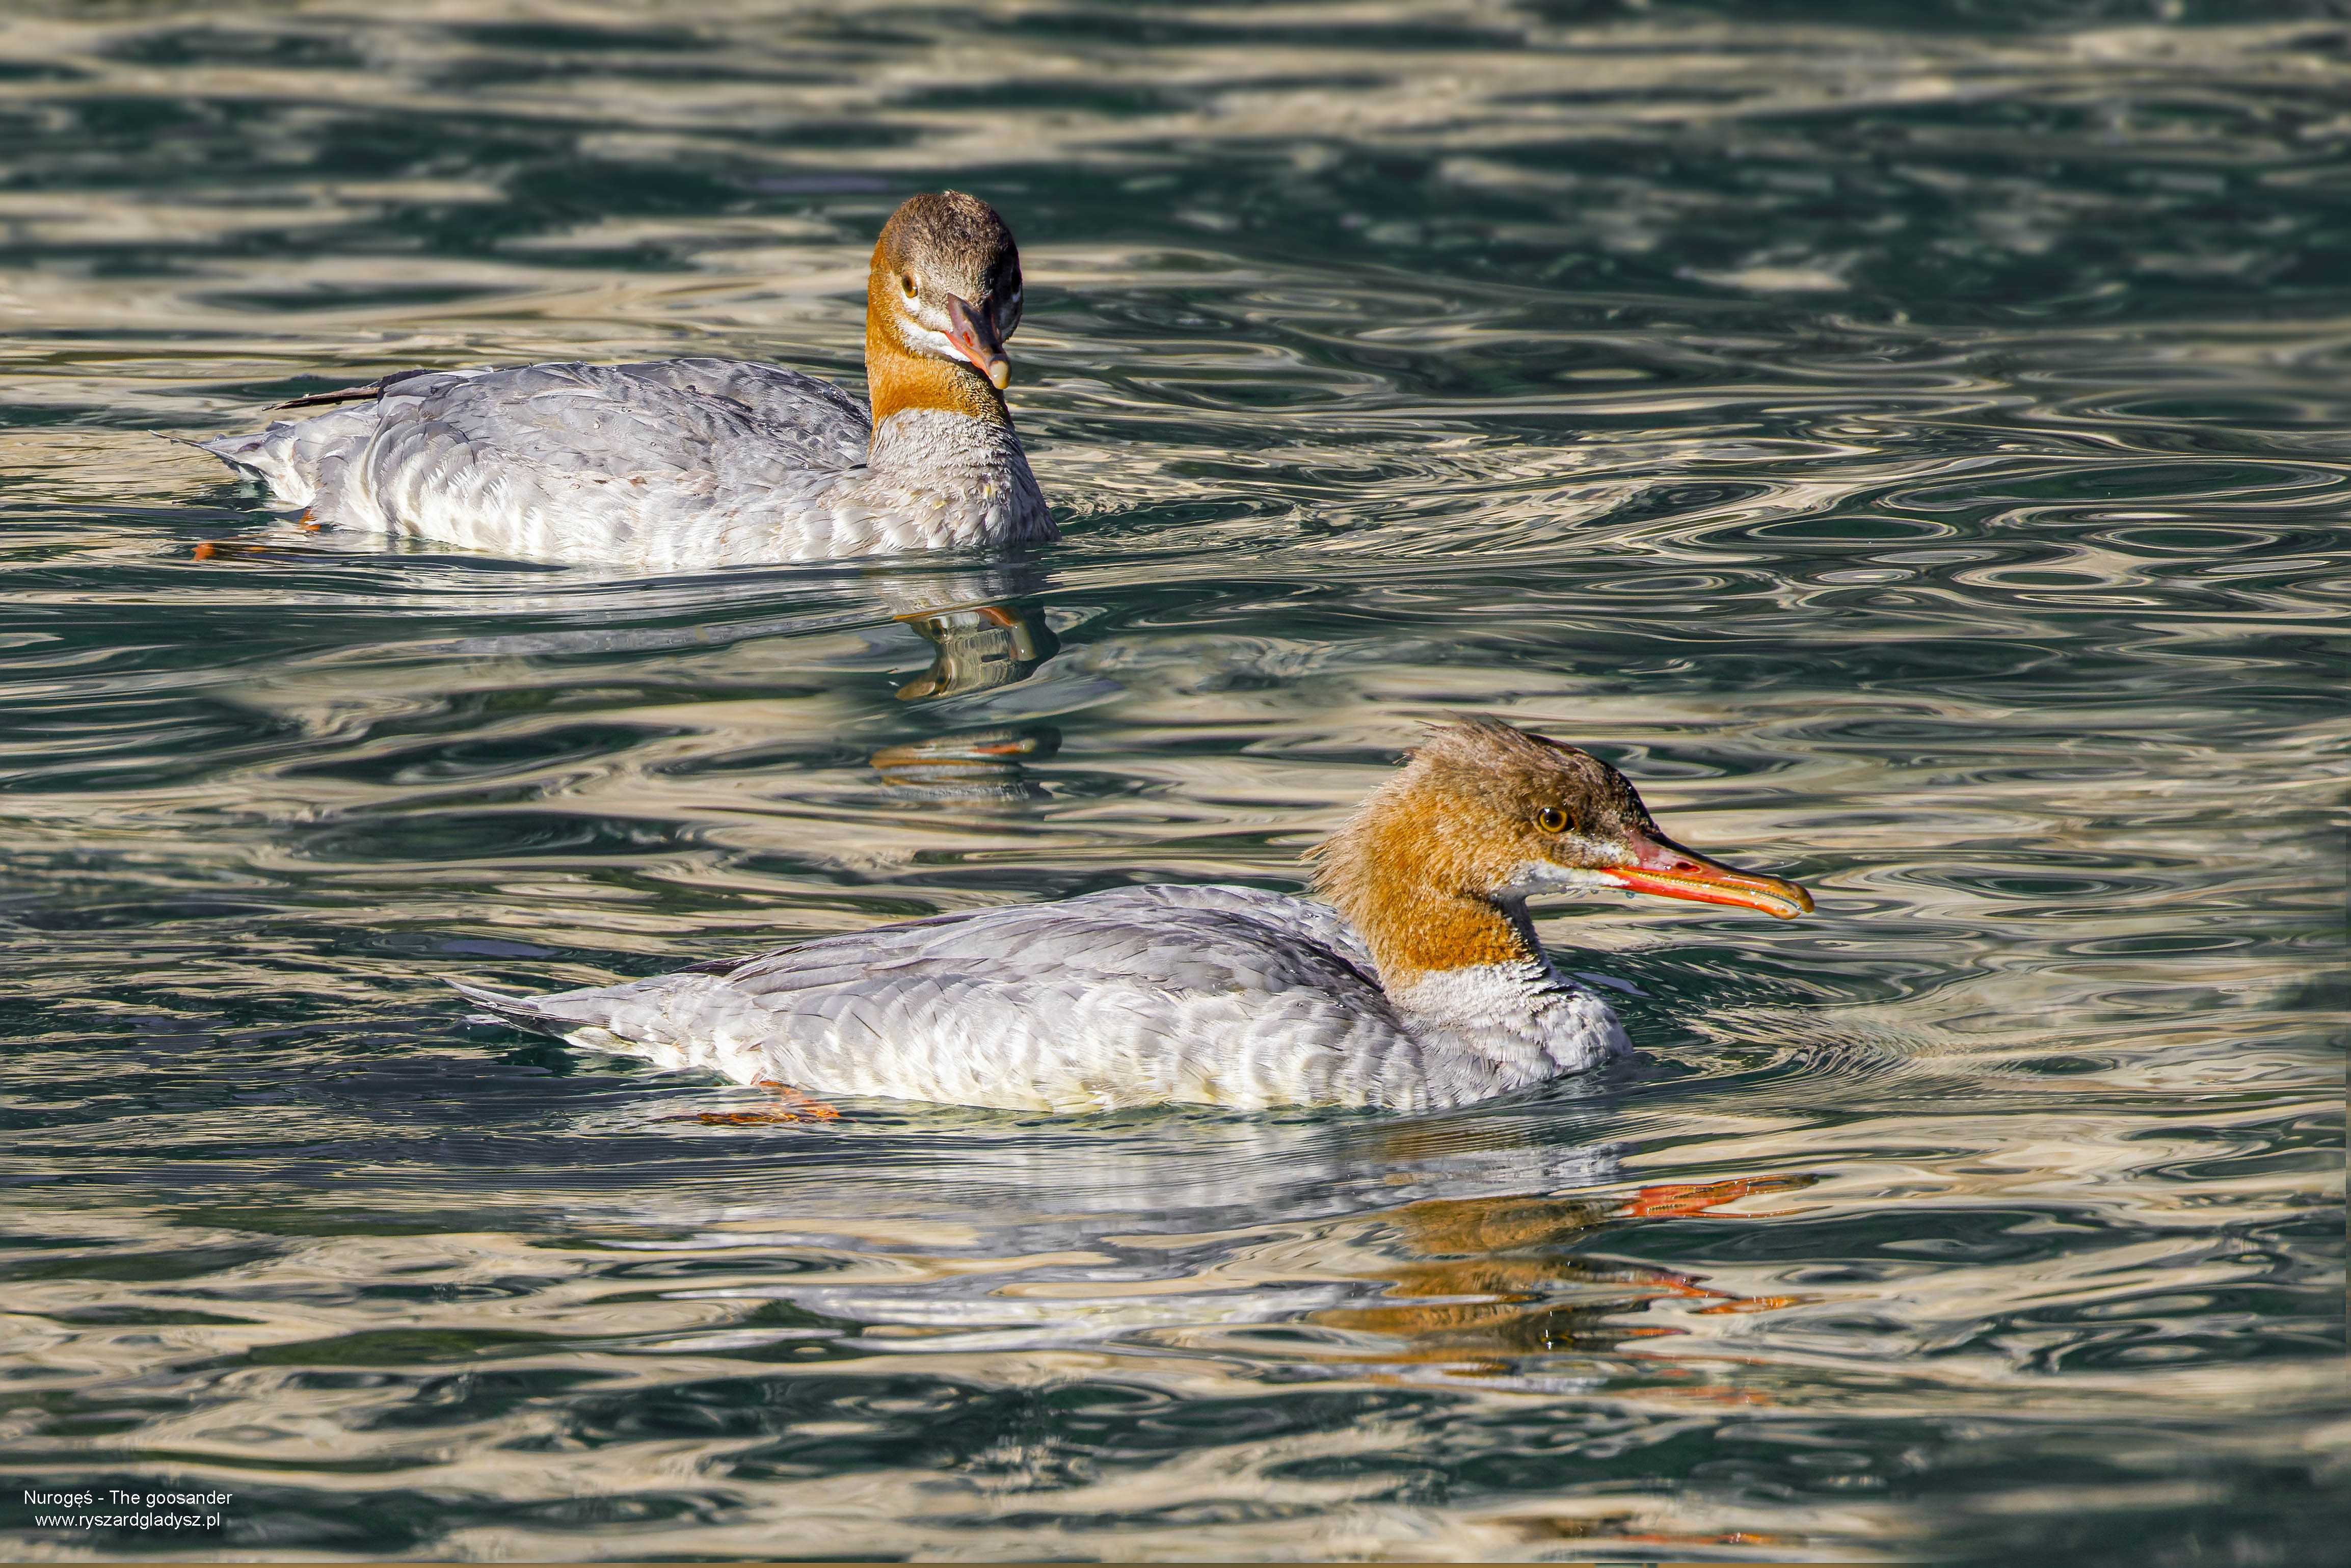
left=1536, top=805, right=1572, bottom=834
left=900, top=274, right=917, bottom=297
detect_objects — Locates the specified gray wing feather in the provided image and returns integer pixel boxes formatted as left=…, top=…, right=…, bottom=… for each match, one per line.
left=713, top=887, right=1377, bottom=1000
left=607, top=358, right=869, bottom=464
left=201, top=358, right=876, bottom=564
left=456, top=886, right=1428, bottom=1110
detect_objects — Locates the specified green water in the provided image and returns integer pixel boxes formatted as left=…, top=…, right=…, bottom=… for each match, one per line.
left=1, top=3, right=2343, bottom=1562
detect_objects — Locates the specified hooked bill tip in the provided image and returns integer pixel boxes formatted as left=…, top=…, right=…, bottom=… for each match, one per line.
left=985, top=358, right=1010, bottom=390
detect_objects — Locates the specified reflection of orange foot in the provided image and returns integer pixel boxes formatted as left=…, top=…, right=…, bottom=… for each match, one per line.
left=690, top=1081, right=841, bottom=1126
left=1618, top=1174, right=1815, bottom=1219
left=1640, top=1266, right=1736, bottom=1303
left=1694, top=1295, right=1812, bottom=1315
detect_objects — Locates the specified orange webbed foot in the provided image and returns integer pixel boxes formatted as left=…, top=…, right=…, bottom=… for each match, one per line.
left=189, top=539, right=326, bottom=563
left=689, top=1081, right=842, bottom=1126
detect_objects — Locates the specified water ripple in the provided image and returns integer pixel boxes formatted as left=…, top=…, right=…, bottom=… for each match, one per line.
left=1, top=4, right=2342, bottom=1564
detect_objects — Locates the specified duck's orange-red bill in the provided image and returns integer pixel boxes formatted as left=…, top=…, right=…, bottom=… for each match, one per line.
left=945, top=294, right=1011, bottom=389
left=1606, top=834, right=1813, bottom=920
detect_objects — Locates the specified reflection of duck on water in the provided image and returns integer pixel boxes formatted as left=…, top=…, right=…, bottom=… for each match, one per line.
left=567, top=1110, right=1818, bottom=1551
left=200, top=193, right=1051, bottom=569
left=873, top=580, right=1061, bottom=800
left=868, top=728, right=1056, bottom=804
left=890, top=597, right=1058, bottom=702
left=455, top=717, right=1812, bottom=1112
left=586, top=1109, right=1817, bottom=1407
left=1311, top=1176, right=1816, bottom=1366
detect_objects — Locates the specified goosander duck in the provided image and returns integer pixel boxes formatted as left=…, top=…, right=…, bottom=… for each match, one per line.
left=199, top=192, right=1053, bottom=569
left=453, top=719, right=1811, bottom=1113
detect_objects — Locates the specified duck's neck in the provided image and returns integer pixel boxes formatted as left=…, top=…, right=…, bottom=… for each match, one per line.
left=1312, top=793, right=1555, bottom=995
left=1316, top=820, right=1618, bottom=1088
left=1355, top=888, right=1545, bottom=993
left=1311, top=779, right=1626, bottom=1084
left=864, top=307, right=1010, bottom=435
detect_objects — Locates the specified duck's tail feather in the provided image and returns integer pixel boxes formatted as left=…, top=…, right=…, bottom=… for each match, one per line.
left=193, top=421, right=313, bottom=502
left=146, top=427, right=279, bottom=494
left=447, top=978, right=572, bottom=1040
left=447, top=977, right=661, bottom=1065
left=193, top=386, right=415, bottom=508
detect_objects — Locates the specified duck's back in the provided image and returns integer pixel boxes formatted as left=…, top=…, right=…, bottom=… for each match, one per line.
left=456, top=885, right=1470, bottom=1112
left=202, top=357, right=888, bottom=569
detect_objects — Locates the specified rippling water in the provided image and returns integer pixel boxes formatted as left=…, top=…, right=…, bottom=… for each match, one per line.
left=2, top=3, right=2344, bottom=1562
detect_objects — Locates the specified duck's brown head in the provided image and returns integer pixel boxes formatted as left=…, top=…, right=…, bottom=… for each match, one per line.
left=866, top=191, right=1025, bottom=425
left=1312, top=716, right=1812, bottom=987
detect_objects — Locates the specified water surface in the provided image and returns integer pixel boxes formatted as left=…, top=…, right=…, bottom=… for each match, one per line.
left=1, top=3, right=2344, bottom=1562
